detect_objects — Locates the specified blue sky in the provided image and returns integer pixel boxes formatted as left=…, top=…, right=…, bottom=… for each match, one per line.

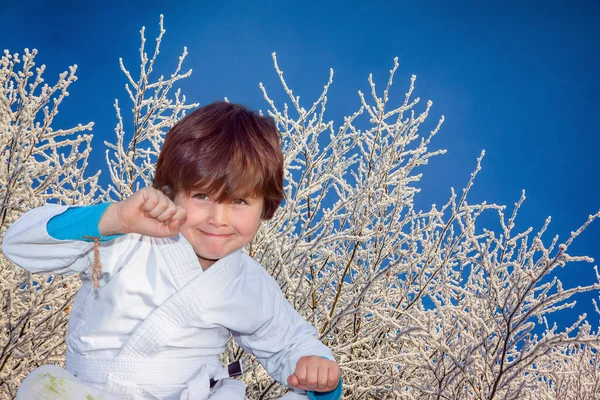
left=3, top=1, right=599, bottom=328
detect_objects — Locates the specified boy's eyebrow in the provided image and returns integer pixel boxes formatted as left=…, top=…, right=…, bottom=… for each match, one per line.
left=188, top=186, right=260, bottom=199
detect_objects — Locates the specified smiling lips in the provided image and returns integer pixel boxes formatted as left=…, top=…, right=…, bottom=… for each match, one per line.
left=199, top=230, right=233, bottom=238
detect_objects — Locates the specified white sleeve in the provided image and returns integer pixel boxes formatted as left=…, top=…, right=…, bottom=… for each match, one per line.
left=230, top=263, right=334, bottom=387
left=2, top=205, right=96, bottom=276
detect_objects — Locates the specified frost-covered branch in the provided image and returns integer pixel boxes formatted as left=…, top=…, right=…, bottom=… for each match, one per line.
left=100, top=14, right=198, bottom=201
left=0, top=48, right=98, bottom=394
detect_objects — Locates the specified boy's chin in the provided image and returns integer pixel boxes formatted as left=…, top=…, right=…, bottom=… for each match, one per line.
left=197, top=254, right=220, bottom=262
left=194, top=245, right=246, bottom=268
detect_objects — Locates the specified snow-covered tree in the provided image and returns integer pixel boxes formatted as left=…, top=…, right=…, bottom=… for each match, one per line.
left=0, top=48, right=100, bottom=396
left=1, top=16, right=599, bottom=399
left=232, top=54, right=600, bottom=399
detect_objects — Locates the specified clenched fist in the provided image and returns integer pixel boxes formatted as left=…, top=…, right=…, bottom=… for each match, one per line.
left=99, top=187, right=187, bottom=238
left=287, top=356, right=340, bottom=392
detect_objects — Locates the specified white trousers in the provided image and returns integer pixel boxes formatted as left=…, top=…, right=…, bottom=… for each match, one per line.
left=17, top=365, right=308, bottom=400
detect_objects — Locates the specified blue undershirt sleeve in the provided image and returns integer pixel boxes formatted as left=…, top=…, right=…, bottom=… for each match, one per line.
left=46, top=203, right=123, bottom=242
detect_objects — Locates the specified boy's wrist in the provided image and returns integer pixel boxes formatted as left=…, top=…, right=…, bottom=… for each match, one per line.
left=98, top=203, right=128, bottom=236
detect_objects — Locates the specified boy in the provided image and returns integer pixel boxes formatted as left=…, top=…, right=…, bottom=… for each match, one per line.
left=2, top=102, right=342, bottom=399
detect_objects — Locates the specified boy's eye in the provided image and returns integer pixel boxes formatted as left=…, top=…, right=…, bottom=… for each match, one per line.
left=193, top=193, right=209, bottom=200
left=232, top=198, right=248, bottom=205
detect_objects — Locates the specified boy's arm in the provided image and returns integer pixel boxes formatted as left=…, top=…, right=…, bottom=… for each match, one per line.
left=2, top=187, right=186, bottom=276
left=1, top=204, right=115, bottom=275
left=230, top=267, right=341, bottom=397
left=46, top=203, right=122, bottom=242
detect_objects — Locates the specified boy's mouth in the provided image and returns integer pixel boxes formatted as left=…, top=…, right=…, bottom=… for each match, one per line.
left=199, top=230, right=233, bottom=238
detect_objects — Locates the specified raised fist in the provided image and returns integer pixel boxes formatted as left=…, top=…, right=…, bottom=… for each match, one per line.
left=99, top=187, right=187, bottom=238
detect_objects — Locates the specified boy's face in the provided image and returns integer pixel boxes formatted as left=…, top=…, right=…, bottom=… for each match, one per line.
left=173, top=189, right=263, bottom=270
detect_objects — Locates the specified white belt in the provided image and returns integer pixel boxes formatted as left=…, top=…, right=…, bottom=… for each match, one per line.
left=66, top=351, right=221, bottom=385
left=66, top=352, right=237, bottom=399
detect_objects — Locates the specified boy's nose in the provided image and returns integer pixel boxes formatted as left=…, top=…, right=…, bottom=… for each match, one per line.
left=207, top=203, right=229, bottom=226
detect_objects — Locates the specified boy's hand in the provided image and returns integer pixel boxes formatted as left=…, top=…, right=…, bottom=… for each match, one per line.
left=287, top=356, right=340, bottom=392
left=99, top=187, right=187, bottom=237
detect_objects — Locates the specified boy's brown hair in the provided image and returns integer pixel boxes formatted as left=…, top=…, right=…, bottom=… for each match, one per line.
left=153, top=102, right=284, bottom=219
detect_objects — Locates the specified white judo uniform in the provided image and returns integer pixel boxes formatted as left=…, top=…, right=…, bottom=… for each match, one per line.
left=2, top=205, right=334, bottom=399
